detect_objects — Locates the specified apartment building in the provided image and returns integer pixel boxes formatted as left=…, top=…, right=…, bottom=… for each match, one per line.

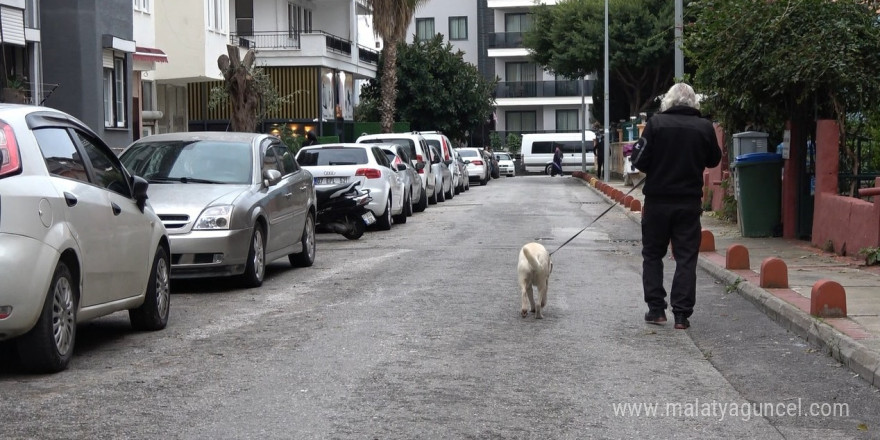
left=406, top=0, right=478, bottom=66
left=0, top=0, right=39, bottom=106
left=485, top=0, right=594, bottom=140
left=177, top=0, right=378, bottom=140
left=41, top=0, right=137, bottom=149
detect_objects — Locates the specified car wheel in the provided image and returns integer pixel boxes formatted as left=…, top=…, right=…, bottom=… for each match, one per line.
left=428, top=186, right=438, bottom=205
left=445, top=181, right=454, bottom=200
left=289, top=213, right=316, bottom=267
left=393, top=191, right=410, bottom=224
left=241, top=226, right=266, bottom=288
left=414, top=185, right=428, bottom=212
left=545, top=164, right=554, bottom=176
left=403, top=189, right=414, bottom=217
left=129, top=244, right=171, bottom=331
left=437, top=183, right=446, bottom=202
left=17, top=261, right=77, bottom=373
left=375, top=198, right=392, bottom=230
left=480, top=175, right=488, bottom=186
left=343, top=216, right=365, bottom=240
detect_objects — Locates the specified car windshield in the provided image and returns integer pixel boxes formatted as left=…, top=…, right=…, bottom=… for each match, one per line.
left=297, top=148, right=369, bottom=166
left=496, top=153, right=512, bottom=160
left=120, top=140, right=253, bottom=184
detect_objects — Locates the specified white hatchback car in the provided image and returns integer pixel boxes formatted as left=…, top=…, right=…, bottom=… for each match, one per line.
left=494, top=152, right=517, bottom=177
left=297, top=144, right=405, bottom=230
left=456, top=147, right=491, bottom=185
left=0, top=105, right=170, bottom=373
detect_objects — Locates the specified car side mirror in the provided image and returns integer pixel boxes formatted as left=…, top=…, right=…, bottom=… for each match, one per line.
left=262, top=169, right=282, bottom=187
left=132, top=175, right=149, bottom=212
left=396, top=162, right=408, bottom=171
left=415, top=162, right=426, bottom=171
left=464, top=160, right=471, bottom=165
left=443, top=159, right=453, bottom=166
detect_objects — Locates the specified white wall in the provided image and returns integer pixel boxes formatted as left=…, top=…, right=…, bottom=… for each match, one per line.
left=405, top=0, right=478, bottom=66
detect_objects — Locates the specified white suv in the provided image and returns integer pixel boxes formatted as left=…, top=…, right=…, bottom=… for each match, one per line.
left=356, top=133, right=434, bottom=212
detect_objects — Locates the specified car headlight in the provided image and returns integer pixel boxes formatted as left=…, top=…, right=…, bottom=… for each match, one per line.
left=194, top=205, right=232, bottom=230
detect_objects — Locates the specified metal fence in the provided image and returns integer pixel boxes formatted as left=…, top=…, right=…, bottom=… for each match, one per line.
left=839, top=134, right=880, bottom=198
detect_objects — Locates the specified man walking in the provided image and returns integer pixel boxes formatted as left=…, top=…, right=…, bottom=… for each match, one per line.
left=631, top=83, right=721, bottom=329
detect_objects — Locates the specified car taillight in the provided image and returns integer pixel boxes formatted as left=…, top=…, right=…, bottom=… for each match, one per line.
left=416, top=154, right=425, bottom=173
left=471, top=160, right=484, bottom=166
left=355, top=168, right=382, bottom=179
left=0, top=121, right=21, bottom=178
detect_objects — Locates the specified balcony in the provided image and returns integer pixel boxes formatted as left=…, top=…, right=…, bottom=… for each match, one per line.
left=232, top=30, right=355, bottom=54
left=487, top=32, right=524, bottom=49
left=229, top=30, right=379, bottom=74
left=495, top=80, right=594, bottom=98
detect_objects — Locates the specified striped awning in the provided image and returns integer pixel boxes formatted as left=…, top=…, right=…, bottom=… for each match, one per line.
left=133, top=46, right=168, bottom=63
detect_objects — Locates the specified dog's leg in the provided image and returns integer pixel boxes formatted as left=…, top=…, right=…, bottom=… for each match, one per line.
left=527, top=285, right=536, bottom=315
left=520, top=282, right=530, bottom=318
left=535, top=279, right=548, bottom=319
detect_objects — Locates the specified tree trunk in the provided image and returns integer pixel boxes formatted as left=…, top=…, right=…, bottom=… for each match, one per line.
left=380, top=42, right=399, bottom=134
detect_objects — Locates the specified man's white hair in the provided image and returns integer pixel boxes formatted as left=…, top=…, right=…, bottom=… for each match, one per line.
left=660, top=83, right=700, bottom=112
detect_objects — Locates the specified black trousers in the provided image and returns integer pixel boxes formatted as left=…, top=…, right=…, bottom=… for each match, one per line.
left=641, top=199, right=702, bottom=318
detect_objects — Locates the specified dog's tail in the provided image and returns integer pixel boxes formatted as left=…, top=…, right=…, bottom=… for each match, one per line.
left=522, top=245, right=542, bottom=271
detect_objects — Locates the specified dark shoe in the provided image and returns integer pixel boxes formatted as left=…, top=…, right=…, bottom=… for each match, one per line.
left=674, top=315, right=690, bottom=330
left=644, top=309, right=667, bottom=325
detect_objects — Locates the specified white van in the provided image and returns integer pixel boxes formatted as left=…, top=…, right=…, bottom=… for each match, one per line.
left=521, top=132, right=597, bottom=174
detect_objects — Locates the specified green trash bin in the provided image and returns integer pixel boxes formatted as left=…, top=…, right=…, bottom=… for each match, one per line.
left=732, top=152, right=783, bottom=237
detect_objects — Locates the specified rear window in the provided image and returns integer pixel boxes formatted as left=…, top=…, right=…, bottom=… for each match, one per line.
left=425, top=139, right=440, bottom=150
left=361, top=138, right=417, bottom=160
left=297, top=148, right=369, bottom=166
left=458, top=149, right=479, bottom=158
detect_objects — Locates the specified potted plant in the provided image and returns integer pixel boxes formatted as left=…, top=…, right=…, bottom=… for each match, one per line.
left=2, top=75, right=28, bottom=104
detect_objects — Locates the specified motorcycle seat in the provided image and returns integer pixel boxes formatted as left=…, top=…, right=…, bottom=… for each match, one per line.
left=316, top=181, right=362, bottom=204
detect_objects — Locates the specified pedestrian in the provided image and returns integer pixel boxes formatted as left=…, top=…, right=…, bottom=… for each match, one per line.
left=630, top=82, right=722, bottom=330
left=303, top=130, right=318, bottom=147
left=592, top=122, right=605, bottom=178
left=551, top=146, right=563, bottom=176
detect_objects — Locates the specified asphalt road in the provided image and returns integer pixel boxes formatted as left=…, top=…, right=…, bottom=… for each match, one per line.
left=2, top=175, right=878, bottom=439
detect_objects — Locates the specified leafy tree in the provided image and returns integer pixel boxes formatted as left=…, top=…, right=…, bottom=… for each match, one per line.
left=368, top=0, right=426, bottom=133
left=489, top=131, right=503, bottom=151
left=524, top=0, right=675, bottom=119
left=506, top=133, right=522, bottom=156
left=360, top=34, right=496, bottom=142
left=210, top=45, right=292, bottom=132
left=685, top=0, right=880, bottom=193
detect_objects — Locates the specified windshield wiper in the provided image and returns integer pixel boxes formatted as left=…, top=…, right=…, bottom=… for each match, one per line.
left=149, top=176, right=222, bottom=184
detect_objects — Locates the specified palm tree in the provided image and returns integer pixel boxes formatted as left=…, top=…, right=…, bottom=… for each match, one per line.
left=368, top=0, right=425, bottom=133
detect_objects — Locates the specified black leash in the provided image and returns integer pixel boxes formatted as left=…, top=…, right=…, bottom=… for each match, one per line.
left=549, top=177, right=645, bottom=256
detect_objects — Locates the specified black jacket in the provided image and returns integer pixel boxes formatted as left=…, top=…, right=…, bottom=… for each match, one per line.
left=631, top=106, right=722, bottom=201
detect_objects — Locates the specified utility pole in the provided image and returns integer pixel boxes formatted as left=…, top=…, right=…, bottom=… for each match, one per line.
left=675, top=0, right=683, bottom=79
left=603, top=0, right=610, bottom=182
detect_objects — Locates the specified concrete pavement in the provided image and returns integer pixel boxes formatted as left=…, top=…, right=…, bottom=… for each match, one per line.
left=575, top=172, right=880, bottom=389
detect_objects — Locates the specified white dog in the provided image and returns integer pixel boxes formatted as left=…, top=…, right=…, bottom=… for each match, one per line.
left=518, top=242, right=553, bottom=319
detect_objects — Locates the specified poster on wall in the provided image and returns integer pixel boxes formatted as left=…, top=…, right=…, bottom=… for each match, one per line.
left=321, top=68, right=335, bottom=121
left=338, top=72, right=354, bottom=119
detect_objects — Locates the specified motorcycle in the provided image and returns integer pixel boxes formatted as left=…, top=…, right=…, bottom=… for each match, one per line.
left=315, top=181, right=375, bottom=240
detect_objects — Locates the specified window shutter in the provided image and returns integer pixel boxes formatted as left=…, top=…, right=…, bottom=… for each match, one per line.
left=0, top=6, right=25, bottom=47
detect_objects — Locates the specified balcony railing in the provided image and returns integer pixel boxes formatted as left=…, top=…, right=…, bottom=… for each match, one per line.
left=487, top=32, right=525, bottom=49
left=358, top=46, right=379, bottom=65
left=231, top=30, right=353, bottom=56
left=495, top=80, right=594, bottom=99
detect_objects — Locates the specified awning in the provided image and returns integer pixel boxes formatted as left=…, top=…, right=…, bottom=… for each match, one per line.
left=133, top=46, right=168, bottom=63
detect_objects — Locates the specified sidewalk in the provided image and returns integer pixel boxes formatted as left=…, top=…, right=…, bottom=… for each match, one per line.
left=576, top=173, right=880, bottom=389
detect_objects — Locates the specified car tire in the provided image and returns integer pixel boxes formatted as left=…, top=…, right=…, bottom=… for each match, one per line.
left=241, top=226, right=266, bottom=288
left=289, top=213, right=316, bottom=267
left=414, top=185, right=428, bottom=212
left=437, top=183, right=446, bottom=202
left=445, top=181, right=454, bottom=200
left=545, top=164, right=554, bottom=176
left=480, top=175, right=488, bottom=186
left=393, top=191, right=408, bottom=224
left=403, top=189, right=414, bottom=217
left=129, top=244, right=171, bottom=331
left=376, top=198, right=392, bottom=230
left=343, top=217, right=365, bottom=240
left=17, top=261, right=77, bottom=373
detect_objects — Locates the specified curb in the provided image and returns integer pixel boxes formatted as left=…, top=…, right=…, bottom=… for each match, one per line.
left=575, top=175, right=880, bottom=388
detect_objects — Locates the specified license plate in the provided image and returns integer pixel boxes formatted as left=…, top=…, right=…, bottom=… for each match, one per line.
left=315, top=176, right=349, bottom=185
left=362, top=211, right=376, bottom=225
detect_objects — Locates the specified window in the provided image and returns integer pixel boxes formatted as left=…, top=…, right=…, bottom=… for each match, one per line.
left=505, top=13, right=532, bottom=33
left=262, top=145, right=285, bottom=175
left=415, top=18, right=434, bottom=42
left=35, top=128, right=89, bottom=183
left=134, top=0, right=151, bottom=13
left=103, top=54, right=127, bottom=128
left=287, top=3, right=312, bottom=38
left=77, top=131, right=131, bottom=198
left=449, top=17, right=467, bottom=41
left=506, top=111, right=536, bottom=133
left=505, top=62, right=538, bottom=97
left=556, top=110, right=578, bottom=132
left=207, top=0, right=225, bottom=32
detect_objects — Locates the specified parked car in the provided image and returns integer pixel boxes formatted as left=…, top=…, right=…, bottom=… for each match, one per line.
left=485, top=149, right=500, bottom=179
left=453, top=149, right=470, bottom=193
left=494, top=151, right=517, bottom=177
left=380, top=144, right=421, bottom=222
left=420, top=131, right=459, bottom=194
left=0, top=105, right=170, bottom=373
left=457, top=147, right=491, bottom=185
left=428, top=144, right=453, bottom=202
left=355, top=132, right=433, bottom=213
left=120, top=132, right=317, bottom=288
left=297, top=143, right=405, bottom=230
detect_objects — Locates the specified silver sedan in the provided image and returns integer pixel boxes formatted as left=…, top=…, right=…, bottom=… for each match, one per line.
left=120, top=132, right=317, bottom=287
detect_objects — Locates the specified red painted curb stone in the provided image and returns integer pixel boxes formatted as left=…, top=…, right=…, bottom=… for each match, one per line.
left=810, top=279, right=847, bottom=318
